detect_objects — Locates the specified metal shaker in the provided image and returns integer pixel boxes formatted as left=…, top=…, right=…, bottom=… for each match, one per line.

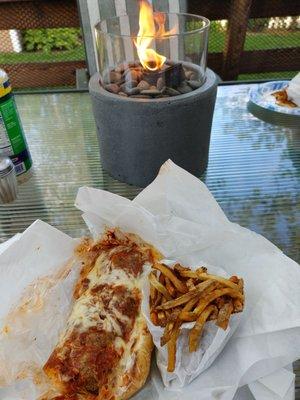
left=0, top=156, right=18, bottom=203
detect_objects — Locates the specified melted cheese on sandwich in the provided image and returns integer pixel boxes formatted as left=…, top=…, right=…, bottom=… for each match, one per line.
left=43, top=229, right=155, bottom=399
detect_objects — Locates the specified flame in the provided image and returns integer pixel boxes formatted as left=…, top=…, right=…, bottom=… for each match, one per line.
left=135, top=0, right=175, bottom=71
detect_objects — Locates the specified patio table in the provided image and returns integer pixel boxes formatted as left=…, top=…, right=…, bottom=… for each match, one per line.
left=0, top=83, right=299, bottom=397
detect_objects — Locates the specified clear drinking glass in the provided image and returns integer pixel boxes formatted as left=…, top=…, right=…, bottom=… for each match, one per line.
left=95, top=12, right=210, bottom=91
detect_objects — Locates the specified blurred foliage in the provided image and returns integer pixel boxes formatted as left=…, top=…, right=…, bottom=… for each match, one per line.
left=210, top=20, right=227, bottom=32
left=247, top=18, right=269, bottom=32
left=186, top=19, right=225, bottom=33
left=22, top=28, right=82, bottom=53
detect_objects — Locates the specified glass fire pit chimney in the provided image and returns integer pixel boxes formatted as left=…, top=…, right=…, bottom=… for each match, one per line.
left=90, top=5, right=217, bottom=187
left=95, top=11, right=210, bottom=98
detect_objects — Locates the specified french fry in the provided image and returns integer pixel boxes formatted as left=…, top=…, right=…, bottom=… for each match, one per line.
left=189, top=305, right=218, bottom=352
left=173, top=263, right=190, bottom=274
left=216, top=300, right=234, bottom=330
left=238, top=278, right=244, bottom=294
left=233, top=298, right=244, bottom=312
left=214, top=296, right=226, bottom=310
left=186, top=278, right=196, bottom=290
left=160, top=310, right=181, bottom=346
left=150, top=310, right=158, bottom=325
left=153, top=263, right=188, bottom=293
left=177, top=268, right=206, bottom=279
left=149, top=262, right=244, bottom=369
left=229, top=276, right=239, bottom=284
left=158, top=311, right=167, bottom=327
left=150, top=283, right=157, bottom=307
left=178, top=281, right=219, bottom=320
left=159, top=272, right=165, bottom=285
left=207, top=306, right=219, bottom=321
left=167, top=326, right=180, bottom=372
left=153, top=291, right=162, bottom=308
left=180, top=271, right=198, bottom=279
left=161, top=322, right=174, bottom=346
left=192, top=287, right=243, bottom=314
left=196, top=272, right=240, bottom=292
left=180, top=288, right=244, bottom=322
left=156, top=280, right=216, bottom=311
left=149, top=272, right=173, bottom=301
left=228, top=277, right=244, bottom=296
left=165, top=277, right=176, bottom=297
left=183, top=296, right=199, bottom=312
left=161, top=296, right=172, bottom=319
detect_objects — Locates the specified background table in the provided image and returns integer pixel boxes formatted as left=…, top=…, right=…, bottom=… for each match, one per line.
left=0, top=84, right=299, bottom=396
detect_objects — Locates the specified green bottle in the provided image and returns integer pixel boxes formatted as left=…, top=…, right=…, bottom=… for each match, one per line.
left=0, top=69, right=32, bottom=181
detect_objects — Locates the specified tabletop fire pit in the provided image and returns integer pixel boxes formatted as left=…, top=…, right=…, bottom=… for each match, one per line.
left=90, top=0, right=217, bottom=187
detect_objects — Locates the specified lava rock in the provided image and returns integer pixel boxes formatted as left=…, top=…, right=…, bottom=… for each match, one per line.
left=137, top=80, right=150, bottom=90
left=141, top=89, right=162, bottom=96
left=121, top=82, right=138, bottom=91
left=130, top=94, right=152, bottom=99
left=102, top=61, right=200, bottom=98
left=124, top=80, right=138, bottom=89
left=185, top=70, right=193, bottom=80
left=115, top=65, right=125, bottom=73
left=190, top=72, right=199, bottom=80
left=164, top=87, right=180, bottom=96
left=177, top=83, right=193, bottom=94
left=104, top=83, right=120, bottom=94
left=125, top=69, right=143, bottom=82
left=109, top=71, right=122, bottom=83
left=156, top=77, right=164, bottom=91
left=125, top=87, right=140, bottom=96
left=120, top=83, right=127, bottom=92
left=188, top=80, right=202, bottom=89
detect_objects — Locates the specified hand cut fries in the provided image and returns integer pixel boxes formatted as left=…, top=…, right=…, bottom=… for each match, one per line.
left=149, top=262, right=245, bottom=372
left=149, top=272, right=172, bottom=303
left=216, top=299, right=234, bottom=330
left=153, top=263, right=188, bottom=294
left=180, top=287, right=244, bottom=322
left=156, top=280, right=218, bottom=310
left=189, top=305, right=218, bottom=352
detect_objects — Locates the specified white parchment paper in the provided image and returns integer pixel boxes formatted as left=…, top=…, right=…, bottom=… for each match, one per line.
left=0, top=220, right=80, bottom=399
left=0, top=160, right=299, bottom=400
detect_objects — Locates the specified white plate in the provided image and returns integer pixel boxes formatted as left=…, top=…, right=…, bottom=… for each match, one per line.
left=249, top=81, right=300, bottom=116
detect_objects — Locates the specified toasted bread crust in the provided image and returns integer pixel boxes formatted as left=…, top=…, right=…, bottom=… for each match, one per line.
left=118, top=322, right=153, bottom=400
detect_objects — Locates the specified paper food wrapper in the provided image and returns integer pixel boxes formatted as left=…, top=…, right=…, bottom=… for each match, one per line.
left=0, top=160, right=300, bottom=400
left=0, top=221, right=80, bottom=399
left=141, top=259, right=241, bottom=388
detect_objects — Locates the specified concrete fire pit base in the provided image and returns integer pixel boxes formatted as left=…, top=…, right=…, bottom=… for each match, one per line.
left=89, top=68, right=217, bottom=187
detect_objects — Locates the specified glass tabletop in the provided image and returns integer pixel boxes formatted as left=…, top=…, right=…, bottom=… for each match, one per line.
left=0, top=84, right=299, bottom=395
left=1, top=84, right=299, bottom=262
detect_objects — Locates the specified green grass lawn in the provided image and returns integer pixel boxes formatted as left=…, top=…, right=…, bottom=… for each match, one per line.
left=238, top=71, right=296, bottom=81
left=1, top=30, right=298, bottom=84
left=0, top=47, right=85, bottom=64
left=209, top=30, right=300, bottom=53
left=2, top=30, right=298, bottom=64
